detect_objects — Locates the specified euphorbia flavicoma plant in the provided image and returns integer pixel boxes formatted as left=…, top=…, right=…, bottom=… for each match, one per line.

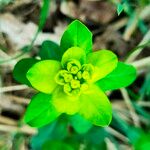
left=13, top=20, right=136, bottom=128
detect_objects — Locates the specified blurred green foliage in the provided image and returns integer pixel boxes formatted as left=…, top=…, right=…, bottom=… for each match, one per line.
left=0, top=0, right=13, bottom=9
left=42, top=141, right=74, bottom=150
left=1, top=0, right=150, bottom=149
left=140, top=72, right=150, bottom=99
left=115, top=0, right=149, bottom=34
left=31, top=115, right=107, bottom=150
left=134, top=132, right=150, bottom=150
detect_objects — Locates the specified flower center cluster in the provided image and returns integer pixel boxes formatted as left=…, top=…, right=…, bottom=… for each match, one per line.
left=55, top=59, right=94, bottom=96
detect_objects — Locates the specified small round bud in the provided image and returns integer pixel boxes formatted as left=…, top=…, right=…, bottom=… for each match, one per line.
left=64, top=73, right=73, bottom=82
left=82, top=64, right=94, bottom=75
left=67, top=59, right=81, bottom=74
left=81, top=83, right=89, bottom=91
left=77, top=71, right=82, bottom=79
left=55, top=70, right=68, bottom=85
left=82, top=71, right=90, bottom=80
left=71, top=79, right=80, bottom=89
left=59, top=70, right=68, bottom=76
left=71, top=66, right=79, bottom=74
left=64, top=83, right=72, bottom=94
left=71, top=88, right=80, bottom=95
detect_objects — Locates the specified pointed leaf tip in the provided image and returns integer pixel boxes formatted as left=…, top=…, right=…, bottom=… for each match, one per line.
left=60, top=20, right=92, bottom=55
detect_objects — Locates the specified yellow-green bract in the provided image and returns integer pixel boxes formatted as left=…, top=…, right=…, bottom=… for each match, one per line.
left=13, top=20, right=136, bottom=128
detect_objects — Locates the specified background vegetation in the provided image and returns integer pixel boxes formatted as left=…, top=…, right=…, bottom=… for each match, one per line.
left=0, top=0, right=150, bottom=149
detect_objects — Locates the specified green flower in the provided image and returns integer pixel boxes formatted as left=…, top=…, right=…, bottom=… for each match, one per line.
left=13, top=20, right=136, bottom=128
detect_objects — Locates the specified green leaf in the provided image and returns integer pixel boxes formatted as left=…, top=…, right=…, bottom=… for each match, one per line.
left=39, top=40, right=61, bottom=60
left=24, top=93, right=60, bottom=127
left=42, top=140, right=74, bottom=150
left=133, top=102, right=150, bottom=122
left=140, top=72, right=150, bottom=98
left=26, top=60, right=61, bottom=94
left=83, top=127, right=107, bottom=149
left=13, top=58, right=38, bottom=86
left=87, top=50, right=118, bottom=82
left=38, top=0, right=51, bottom=31
left=96, top=62, right=137, bottom=91
left=79, top=85, right=112, bottom=126
left=134, top=132, right=150, bottom=150
left=61, top=47, right=86, bottom=67
left=85, top=127, right=107, bottom=145
left=52, top=86, right=80, bottom=115
left=31, top=122, right=57, bottom=150
left=60, top=20, right=92, bottom=55
left=31, top=116, right=68, bottom=150
left=117, top=3, right=124, bottom=16
left=69, top=114, right=92, bottom=134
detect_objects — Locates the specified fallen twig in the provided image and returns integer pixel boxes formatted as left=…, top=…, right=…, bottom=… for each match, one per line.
left=126, top=29, right=150, bottom=62
left=0, top=85, right=28, bottom=93
left=0, top=116, right=17, bottom=126
left=120, top=88, right=140, bottom=127
left=0, top=124, right=37, bottom=135
left=106, top=127, right=129, bottom=143
left=131, top=56, right=150, bottom=69
left=5, top=95, right=30, bottom=105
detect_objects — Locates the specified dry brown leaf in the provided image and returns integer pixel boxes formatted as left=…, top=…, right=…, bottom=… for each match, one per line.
left=60, top=0, right=116, bottom=24
left=0, top=13, right=61, bottom=50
